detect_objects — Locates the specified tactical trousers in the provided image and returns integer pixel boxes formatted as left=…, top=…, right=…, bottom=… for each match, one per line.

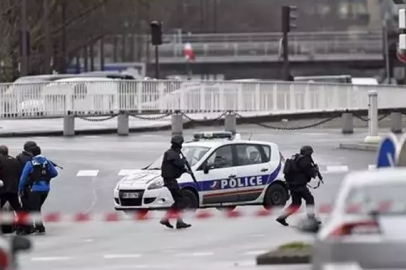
left=0, top=193, right=22, bottom=212
left=29, top=191, right=49, bottom=230
left=282, top=185, right=315, bottom=218
left=164, top=178, right=186, bottom=211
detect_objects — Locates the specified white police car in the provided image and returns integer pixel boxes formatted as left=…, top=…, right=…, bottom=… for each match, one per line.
left=114, top=131, right=289, bottom=212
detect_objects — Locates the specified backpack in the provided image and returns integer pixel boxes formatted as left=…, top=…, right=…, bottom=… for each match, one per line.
left=283, top=154, right=301, bottom=182
left=29, top=160, right=52, bottom=185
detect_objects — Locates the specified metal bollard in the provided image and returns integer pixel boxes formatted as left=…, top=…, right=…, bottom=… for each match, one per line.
left=364, top=90, right=381, bottom=144
left=117, top=111, right=129, bottom=136
left=224, top=113, right=237, bottom=135
left=63, top=112, right=75, bottom=137
left=390, top=111, right=402, bottom=134
left=171, top=113, right=183, bottom=136
left=341, top=112, right=354, bottom=134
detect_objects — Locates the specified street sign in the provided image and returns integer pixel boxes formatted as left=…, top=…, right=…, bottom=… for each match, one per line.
left=397, top=47, right=406, bottom=63
left=377, top=133, right=398, bottom=168
left=399, top=9, right=406, bottom=29
left=396, top=133, right=406, bottom=166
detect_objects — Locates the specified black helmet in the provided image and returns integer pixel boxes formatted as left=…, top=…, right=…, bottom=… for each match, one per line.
left=171, top=135, right=184, bottom=146
left=24, top=141, right=37, bottom=152
left=300, top=145, right=313, bottom=156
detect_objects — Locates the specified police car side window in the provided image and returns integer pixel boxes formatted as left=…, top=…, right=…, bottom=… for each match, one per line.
left=261, top=145, right=271, bottom=162
left=206, top=145, right=233, bottom=169
left=235, top=144, right=264, bottom=166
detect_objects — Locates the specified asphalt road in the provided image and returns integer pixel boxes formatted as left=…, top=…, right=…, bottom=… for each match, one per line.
left=0, top=126, right=377, bottom=270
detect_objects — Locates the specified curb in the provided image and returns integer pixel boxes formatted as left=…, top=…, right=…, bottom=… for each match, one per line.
left=339, top=142, right=379, bottom=152
left=256, top=249, right=311, bottom=265
left=0, top=108, right=401, bottom=138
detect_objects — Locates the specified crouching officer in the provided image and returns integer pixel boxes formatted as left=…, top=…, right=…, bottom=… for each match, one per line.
left=159, top=135, right=191, bottom=229
left=19, top=146, right=58, bottom=234
left=276, top=145, right=321, bottom=226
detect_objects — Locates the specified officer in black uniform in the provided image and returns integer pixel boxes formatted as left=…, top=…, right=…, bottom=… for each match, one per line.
left=159, top=135, right=191, bottom=229
left=16, top=141, right=37, bottom=225
left=276, top=145, right=320, bottom=226
left=0, top=145, right=24, bottom=234
left=16, top=141, right=37, bottom=167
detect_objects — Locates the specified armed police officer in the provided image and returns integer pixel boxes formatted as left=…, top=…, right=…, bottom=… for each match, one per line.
left=19, top=146, right=58, bottom=234
left=276, top=146, right=322, bottom=226
left=159, top=135, right=191, bottom=230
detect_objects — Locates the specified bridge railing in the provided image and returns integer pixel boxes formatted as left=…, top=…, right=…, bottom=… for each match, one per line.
left=152, top=40, right=383, bottom=61
left=164, top=30, right=383, bottom=44
left=0, top=80, right=403, bottom=118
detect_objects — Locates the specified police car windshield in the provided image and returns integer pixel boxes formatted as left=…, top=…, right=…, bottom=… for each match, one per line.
left=147, top=146, right=210, bottom=170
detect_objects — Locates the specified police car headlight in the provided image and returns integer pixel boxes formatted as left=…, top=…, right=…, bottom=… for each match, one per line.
left=147, top=179, right=164, bottom=190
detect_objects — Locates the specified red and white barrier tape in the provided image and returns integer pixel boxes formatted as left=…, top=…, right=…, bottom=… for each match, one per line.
left=0, top=201, right=397, bottom=225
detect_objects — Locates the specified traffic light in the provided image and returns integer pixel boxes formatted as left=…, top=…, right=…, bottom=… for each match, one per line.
left=282, top=6, right=297, bottom=33
left=150, top=21, right=162, bottom=46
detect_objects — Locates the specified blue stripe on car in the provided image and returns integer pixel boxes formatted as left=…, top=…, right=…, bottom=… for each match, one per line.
left=179, top=162, right=282, bottom=191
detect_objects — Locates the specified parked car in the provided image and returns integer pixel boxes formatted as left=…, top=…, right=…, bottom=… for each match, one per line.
left=299, top=168, right=406, bottom=270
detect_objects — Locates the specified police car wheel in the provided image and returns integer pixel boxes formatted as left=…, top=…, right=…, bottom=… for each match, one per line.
left=182, top=189, right=199, bottom=211
left=263, top=184, right=288, bottom=208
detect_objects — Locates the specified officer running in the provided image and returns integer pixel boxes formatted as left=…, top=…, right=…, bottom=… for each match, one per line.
left=276, top=145, right=321, bottom=226
left=19, top=146, right=58, bottom=234
left=159, top=135, right=192, bottom=229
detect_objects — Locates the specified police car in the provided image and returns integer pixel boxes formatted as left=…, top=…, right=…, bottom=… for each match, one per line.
left=114, top=131, right=289, bottom=212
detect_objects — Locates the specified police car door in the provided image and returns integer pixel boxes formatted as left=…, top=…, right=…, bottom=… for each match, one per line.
left=196, top=145, right=238, bottom=206
left=234, top=144, right=271, bottom=203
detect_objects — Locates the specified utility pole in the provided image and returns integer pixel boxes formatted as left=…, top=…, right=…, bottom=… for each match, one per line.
left=43, top=0, right=51, bottom=74
left=20, top=0, right=28, bottom=76
left=61, top=0, right=67, bottom=73
left=281, top=5, right=297, bottom=81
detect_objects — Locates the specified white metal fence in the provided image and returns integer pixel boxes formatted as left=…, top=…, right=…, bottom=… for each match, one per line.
left=0, top=80, right=405, bottom=118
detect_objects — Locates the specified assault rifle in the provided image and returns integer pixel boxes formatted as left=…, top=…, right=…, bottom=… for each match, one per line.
left=180, top=151, right=200, bottom=191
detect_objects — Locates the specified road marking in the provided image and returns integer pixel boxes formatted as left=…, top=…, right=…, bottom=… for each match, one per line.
left=244, top=250, right=267, bottom=256
left=31, top=257, right=72, bottom=261
left=118, top=169, right=140, bottom=176
left=82, top=239, right=94, bottom=243
left=103, top=254, right=142, bottom=259
left=324, top=165, right=349, bottom=173
left=175, top=252, right=214, bottom=257
left=82, top=135, right=101, bottom=139
left=191, top=252, right=214, bottom=256
left=77, top=170, right=99, bottom=177
left=250, top=233, right=266, bottom=237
